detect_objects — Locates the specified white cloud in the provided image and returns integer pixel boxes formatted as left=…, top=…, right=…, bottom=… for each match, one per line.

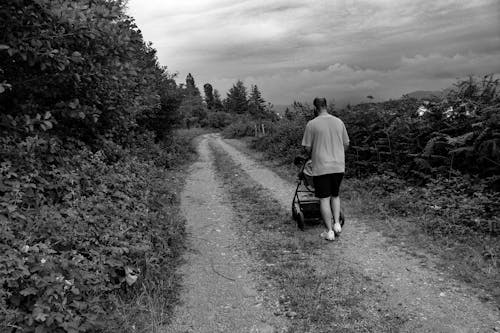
left=127, top=0, right=500, bottom=105
left=224, top=52, right=500, bottom=105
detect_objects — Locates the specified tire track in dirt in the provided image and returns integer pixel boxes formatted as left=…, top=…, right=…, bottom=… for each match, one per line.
left=163, top=136, right=287, bottom=333
left=212, top=133, right=500, bottom=333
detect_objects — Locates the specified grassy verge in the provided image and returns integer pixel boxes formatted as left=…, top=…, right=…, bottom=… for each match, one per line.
left=344, top=177, right=500, bottom=305
left=210, top=142, right=406, bottom=332
left=118, top=128, right=209, bottom=333
left=225, top=137, right=500, bottom=308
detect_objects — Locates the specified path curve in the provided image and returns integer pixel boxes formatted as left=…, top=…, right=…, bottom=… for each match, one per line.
left=163, top=135, right=286, bottom=333
left=211, top=133, right=500, bottom=333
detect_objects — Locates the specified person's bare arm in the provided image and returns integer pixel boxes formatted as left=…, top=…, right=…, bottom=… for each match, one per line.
left=302, top=122, right=313, bottom=158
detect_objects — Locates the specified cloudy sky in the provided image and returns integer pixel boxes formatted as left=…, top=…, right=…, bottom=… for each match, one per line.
left=127, top=0, right=500, bottom=106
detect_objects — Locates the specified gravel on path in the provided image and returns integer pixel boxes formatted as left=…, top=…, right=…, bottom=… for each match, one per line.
left=163, top=135, right=286, bottom=333
left=214, top=133, right=500, bottom=333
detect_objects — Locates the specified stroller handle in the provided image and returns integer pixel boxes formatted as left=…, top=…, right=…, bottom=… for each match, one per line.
left=293, top=156, right=308, bottom=167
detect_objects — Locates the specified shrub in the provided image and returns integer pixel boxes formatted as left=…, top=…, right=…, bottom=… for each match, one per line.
left=0, top=142, right=186, bottom=332
left=251, top=119, right=304, bottom=163
left=205, top=112, right=233, bottom=129
left=0, top=0, right=180, bottom=146
left=222, top=118, right=257, bottom=138
left=0, top=1, right=196, bottom=331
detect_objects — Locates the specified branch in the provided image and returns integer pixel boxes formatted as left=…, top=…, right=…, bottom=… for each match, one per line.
left=210, top=259, right=236, bottom=282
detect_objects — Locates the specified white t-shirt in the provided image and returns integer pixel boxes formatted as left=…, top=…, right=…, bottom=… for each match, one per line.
left=301, top=114, right=349, bottom=176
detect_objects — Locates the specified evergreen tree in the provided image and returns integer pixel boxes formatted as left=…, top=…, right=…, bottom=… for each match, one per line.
left=213, top=89, right=224, bottom=112
left=186, top=73, right=196, bottom=93
left=178, top=73, right=207, bottom=127
left=224, top=80, right=248, bottom=114
left=248, top=84, right=266, bottom=118
left=203, top=83, right=214, bottom=110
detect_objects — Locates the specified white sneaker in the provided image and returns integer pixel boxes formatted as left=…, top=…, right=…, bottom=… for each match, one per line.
left=321, top=230, right=335, bottom=241
left=333, top=222, right=342, bottom=235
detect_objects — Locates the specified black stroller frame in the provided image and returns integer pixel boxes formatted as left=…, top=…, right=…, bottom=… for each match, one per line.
left=291, top=156, right=345, bottom=231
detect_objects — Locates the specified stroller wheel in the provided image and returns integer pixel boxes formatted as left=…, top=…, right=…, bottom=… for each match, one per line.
left=292, top=203, right=298, bottom=220
left=297, top=211, right=305, bottom=231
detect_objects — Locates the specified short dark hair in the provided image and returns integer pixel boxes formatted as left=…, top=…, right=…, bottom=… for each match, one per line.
left=313, top=97, right=327, bottom=110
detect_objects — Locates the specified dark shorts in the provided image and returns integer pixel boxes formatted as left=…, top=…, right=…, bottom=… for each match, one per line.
left=313, top=173, right=344, bottom=198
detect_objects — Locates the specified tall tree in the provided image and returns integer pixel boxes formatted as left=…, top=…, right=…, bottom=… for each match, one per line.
left=203, top=83, right=214, bottom=110
left=213, top=89, right=224, bottom=112
left=224, top=80, right=248, bottom=114
left=178, top=73, right=207, bottom=127
left=248, top=84, right=266, bottom=118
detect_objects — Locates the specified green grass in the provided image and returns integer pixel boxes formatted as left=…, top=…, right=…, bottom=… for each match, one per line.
left=210, top=142, right=406, bottom=332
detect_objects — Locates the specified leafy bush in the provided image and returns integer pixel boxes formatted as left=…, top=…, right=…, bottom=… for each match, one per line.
left=222, top=118, right=258, bottom=138
left=0, top=0, right=180, bottom=145
left=0, top=2, right=199, bottom=330
left=204, top=112, right=233, bottom=129
left=248, top=77, right=500, bottom=182
left=245, top=77, right=499, bottom=238
left=0, top=138, right=187, bottom=332
left=419, top=176, right=500, bottom=235
left=251, top=119, right=305, bottom=164
left=338, top=76, right=500, bottom=180
left=348, top=172, right=499, bottom=235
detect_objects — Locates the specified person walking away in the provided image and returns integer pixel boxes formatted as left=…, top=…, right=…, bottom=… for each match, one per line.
left=301, top=97, right=349, bottom=241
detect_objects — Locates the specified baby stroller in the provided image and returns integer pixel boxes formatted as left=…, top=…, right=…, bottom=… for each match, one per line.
left=291, top=156, right=345, bottom=231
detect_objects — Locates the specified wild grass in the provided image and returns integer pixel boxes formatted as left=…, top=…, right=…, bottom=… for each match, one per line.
left=344, top=177, right=500, bottom=305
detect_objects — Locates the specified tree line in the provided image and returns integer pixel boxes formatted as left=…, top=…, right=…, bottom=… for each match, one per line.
left=175, top=74, right=278, bottom=129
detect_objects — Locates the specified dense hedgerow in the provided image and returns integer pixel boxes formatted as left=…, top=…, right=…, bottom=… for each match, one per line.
left=237, top=77, right=500, bottom=236
left=1, top=134, right=191, bottom=332
left=0, top=0, right=195, bottom=331
left=245, top=77, right=500, bottom=182
left=0, top=0, right=182, bottom=144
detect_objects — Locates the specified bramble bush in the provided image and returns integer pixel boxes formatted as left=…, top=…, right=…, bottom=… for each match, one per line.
left=0, top=0, right=195, bottom=331
left=222, top=117, right=275, bottom=139
left=1, top=138, right=188, bottom=332
left=204, top=111, right=233, bottom=129
left=0, top=0, right=182, bottom=145
left=244, top=77, right=499, bottom=237
left=250, top=118, right=305, bottom=164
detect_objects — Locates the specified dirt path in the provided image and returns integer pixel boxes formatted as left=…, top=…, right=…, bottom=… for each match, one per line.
left=210, top=134, right=500, bottom=333
left=166, top=133, right=500, bottom=332
left=163, top=136, right=286, bottom=333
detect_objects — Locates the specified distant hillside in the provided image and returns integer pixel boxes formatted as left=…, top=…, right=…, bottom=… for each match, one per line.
left=405, top=90, right=445, bottom=100
left=273, top=104, right=292, bottom=116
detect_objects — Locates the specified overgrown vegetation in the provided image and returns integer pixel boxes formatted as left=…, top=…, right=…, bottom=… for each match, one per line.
left=237, top=76, right=500, bottom=235
left=223, top=76, right=500, bottom=303
left=0, top=1, right=202, bottom=331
